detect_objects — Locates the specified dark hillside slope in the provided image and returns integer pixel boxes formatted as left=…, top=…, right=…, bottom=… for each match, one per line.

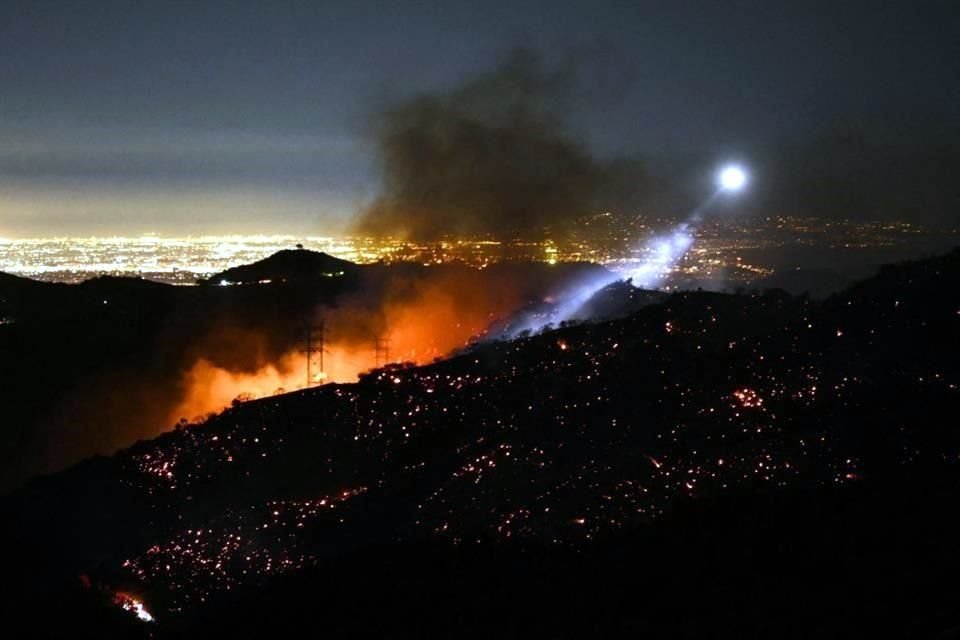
left=2, top=249, right=960, bottom=636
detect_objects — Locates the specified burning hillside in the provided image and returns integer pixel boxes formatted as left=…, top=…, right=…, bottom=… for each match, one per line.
left=169, top=259, right=613, bottom=425
left=0, top=249, right=609, bottom=492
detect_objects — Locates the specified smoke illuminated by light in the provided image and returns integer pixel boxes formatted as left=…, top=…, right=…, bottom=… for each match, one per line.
left=626, top=224, right=695, bottom=288
left=497, top=224, right=695, bottom=336
left=498, top=164, right=750, bottom=337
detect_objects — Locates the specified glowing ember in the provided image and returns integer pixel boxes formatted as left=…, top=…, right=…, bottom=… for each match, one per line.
left=114, top=593, right=154, bottom=622
left=732, top=388, right=764, bottom=408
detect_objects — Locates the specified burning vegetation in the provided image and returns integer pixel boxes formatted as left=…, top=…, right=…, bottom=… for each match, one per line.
left=168, top=261, right=604, bottom=426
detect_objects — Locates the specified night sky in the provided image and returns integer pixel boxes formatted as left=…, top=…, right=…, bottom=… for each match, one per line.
left=1, top=0, right=958, bottom=236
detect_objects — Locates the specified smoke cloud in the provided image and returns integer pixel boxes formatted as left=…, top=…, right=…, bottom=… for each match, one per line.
left=354, top=49, right=643, bottom=240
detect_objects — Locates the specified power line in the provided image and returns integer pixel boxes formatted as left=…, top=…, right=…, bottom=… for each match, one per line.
left=301, top=319, right=327, bottom=387
left=374, top=335, right=391, bottom=368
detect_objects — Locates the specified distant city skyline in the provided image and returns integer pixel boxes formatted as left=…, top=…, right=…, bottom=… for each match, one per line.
left=4, top=216, right=956, bottom=297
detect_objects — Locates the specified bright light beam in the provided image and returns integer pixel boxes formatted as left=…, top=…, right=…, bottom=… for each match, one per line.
left=627, top=223, right=695, bottom=288
left=496, top=162, right=750, bottom=338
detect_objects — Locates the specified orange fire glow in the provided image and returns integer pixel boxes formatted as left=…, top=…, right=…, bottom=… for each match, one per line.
left=169, top=268, right=532, bottom=426
left=113, top=592, right=154, bottom=622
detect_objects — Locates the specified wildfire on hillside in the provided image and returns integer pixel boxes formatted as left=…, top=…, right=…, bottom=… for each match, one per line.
left=169, top=268, right=537, bottom=425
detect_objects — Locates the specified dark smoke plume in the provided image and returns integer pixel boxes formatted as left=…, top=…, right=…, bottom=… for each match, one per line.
left=354, top=49, right=641, bottom=239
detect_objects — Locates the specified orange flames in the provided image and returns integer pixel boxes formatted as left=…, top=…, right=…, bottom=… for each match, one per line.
left=113, top=592, right=155, bottom=622
left=168, top=267, right=533, bottom=425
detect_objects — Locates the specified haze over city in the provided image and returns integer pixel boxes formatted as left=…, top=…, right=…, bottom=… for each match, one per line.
left=2, top=1, right=959, bottom=239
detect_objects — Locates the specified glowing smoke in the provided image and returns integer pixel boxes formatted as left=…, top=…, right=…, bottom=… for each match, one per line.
left=501, top=165, right=747, bottom=336
left=627, top=224, right=695, bottom=288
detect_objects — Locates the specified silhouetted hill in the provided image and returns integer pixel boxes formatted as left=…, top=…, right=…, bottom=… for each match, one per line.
left=1, top=271, right=61, bottom=322
left=200, top=249, right=358, bottom=285
left=575, top=278, right=667, bottom=320
left=78, top=274, right=172, bottom=291
left=830, top=246, right=960, bottom=308
left=3, top=249, right=960, bottom=636
left=0, top=270, right=51, bottom=300
left=0, top=270, right=34, bottom=286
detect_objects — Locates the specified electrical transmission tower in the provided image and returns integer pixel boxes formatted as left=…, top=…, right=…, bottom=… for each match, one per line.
left=302, top=319, right=327, bottom=386
left=374, top=335, right=391, bottom=368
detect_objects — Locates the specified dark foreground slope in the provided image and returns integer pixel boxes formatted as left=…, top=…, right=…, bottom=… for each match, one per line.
left=3, top=249, right=960, bottom=638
